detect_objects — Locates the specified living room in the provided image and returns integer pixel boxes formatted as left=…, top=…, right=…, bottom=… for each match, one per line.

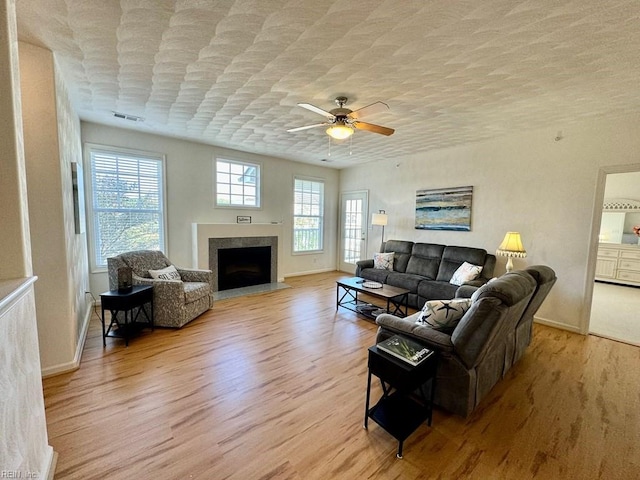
left=3, top=1, right=640, bottom=478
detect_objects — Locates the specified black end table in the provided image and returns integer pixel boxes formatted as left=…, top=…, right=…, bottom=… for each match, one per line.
left=364, top=342, right=438, bottom=458
left=100, top=285, right=154, bottom=346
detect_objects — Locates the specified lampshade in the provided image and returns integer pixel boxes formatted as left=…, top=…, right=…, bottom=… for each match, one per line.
left=326, top=123, right=354, bottom=140
left=371, top=211, right=388, bottom=226
left=496, top=232, right=527, bottom=258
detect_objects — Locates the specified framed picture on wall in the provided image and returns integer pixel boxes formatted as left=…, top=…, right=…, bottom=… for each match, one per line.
left=415, top=186, right=473, bottom=231
left=71, top=162, right=86, bottom=234
left=237, top=215, right=251, bottom=224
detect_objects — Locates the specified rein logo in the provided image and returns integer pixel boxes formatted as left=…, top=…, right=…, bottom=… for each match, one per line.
left=1, top=472, right=39, bottom=479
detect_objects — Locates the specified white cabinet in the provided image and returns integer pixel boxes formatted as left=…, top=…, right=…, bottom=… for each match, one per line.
left=596, top=244, right=640, bottom=286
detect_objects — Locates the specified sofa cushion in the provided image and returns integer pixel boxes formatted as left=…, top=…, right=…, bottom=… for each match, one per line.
left=449, top=262, right=483, bottom=286
left=376, top=312, right=455, bottom=352
left=121, top=250, right=171, bottom=278
left=184, top=282, right=210, bottom=304
left=373, top=252, right=394, bottom=270
left=383, top=240, right=413, bottom=273
left=436, top=246, right=488, bottom=282
left=416, top=298, right=472, bottom=330
left=148, top=265, right=182, bottom=281
left=359, top=268, right=391, bottom=284
left=473, top=270, right=536, bottom=307
left=417, top=280, right=459, bottom=303
left=405, top=243, right=444, bottom=279
left=385, top=272, right=426, bottom=293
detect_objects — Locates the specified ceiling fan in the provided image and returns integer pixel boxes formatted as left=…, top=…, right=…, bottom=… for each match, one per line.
left=287, top=96, right=395, bottom=140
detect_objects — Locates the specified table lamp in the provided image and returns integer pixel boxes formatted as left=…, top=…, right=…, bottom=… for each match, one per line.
left=496, top=232, right=527, bottom=272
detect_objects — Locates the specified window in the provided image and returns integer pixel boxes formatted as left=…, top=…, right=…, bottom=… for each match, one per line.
left=293, top=178, right=324, bottom=252
left=215, top=158, right=260, bottom=207
left=87, top=145, right=165, bottom=269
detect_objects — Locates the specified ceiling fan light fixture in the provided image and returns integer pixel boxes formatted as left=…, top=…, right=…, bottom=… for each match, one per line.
left=326, top=123, right=354, bottom=140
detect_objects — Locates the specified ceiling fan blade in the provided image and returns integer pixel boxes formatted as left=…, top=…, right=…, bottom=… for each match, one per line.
left=287, top=123, right=327, bottom=133
left=348, top=101, right=390, bottom=120
left=298, top=103, right=335, bottom=119
left=353, top=121, right=395, bottom=136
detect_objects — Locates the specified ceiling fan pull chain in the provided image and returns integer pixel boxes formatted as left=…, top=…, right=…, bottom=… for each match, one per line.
left=349, top=134, right=353, bottom=155
left=327, top=135, right=332, bottom=157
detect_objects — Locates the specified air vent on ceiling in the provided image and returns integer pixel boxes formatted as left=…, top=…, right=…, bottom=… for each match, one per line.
left=113, top=111, right=144, bottom=122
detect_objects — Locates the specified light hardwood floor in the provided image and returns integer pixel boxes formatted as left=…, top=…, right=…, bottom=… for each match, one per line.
left=43, top=272, right=640, bottom=479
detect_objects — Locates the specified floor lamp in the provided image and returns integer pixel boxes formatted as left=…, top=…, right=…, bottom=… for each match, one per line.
left=372, top=210, right=388, bottom=252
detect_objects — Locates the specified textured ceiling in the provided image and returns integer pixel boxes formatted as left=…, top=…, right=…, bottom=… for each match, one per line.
left=15, top=0, right=640, bottom=168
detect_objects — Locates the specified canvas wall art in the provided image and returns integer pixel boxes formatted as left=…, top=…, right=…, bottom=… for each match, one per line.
left=415, top=186, right=473, bottom=231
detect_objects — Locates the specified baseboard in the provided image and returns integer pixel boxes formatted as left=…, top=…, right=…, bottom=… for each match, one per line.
left=41, top=299, right=94, bottom=378
left=284, top=267, right=336, bottom=278
left=41, top=446, right=57, bottom=480
left=534, top=315, right=582, bottom=334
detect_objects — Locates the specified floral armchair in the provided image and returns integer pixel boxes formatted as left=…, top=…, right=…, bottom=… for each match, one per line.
left=107, top=250, right=213, bottom=328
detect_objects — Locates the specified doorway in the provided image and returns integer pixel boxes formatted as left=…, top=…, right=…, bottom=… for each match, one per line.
left=589, top=169, right=640, bottom=346
left=339, top=191, right=368, bottom=273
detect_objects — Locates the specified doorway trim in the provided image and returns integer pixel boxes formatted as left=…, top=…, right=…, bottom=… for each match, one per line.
left=582, top=162, right=640, bottom=334
left=338, top=190, right=369, bottom=273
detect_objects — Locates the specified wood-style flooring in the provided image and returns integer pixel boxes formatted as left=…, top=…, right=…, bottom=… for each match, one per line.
left=43, top=272, right=640, bottom=479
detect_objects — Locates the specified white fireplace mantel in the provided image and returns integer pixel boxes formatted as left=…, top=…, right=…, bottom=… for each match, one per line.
left=192, top=223, right=285, bottom=282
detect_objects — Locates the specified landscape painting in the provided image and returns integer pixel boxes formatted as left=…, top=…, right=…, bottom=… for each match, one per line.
left=415, top=186, right=473, bottom=231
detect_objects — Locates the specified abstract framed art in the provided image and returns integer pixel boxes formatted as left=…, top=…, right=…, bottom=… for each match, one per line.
left=415, top=186, right=473, bottom=231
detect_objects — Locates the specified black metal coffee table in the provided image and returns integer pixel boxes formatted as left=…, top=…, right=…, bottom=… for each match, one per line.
left=336, top=277, right=409, bottom=319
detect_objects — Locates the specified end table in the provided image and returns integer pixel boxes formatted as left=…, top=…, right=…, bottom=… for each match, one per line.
left=100, top=285, right=154, bottom=346
left=364, top=342, right=438, bottom=458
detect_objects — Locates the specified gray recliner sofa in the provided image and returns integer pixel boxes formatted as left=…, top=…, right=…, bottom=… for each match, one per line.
left=356, top=240, right=496, bottom=309
left=375, top=265, right=556, bottom=417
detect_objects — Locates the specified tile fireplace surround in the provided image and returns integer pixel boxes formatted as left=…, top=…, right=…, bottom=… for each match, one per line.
left=192, top=223, right=285, bottom=287
left=209, top=236, right=278, bottom=291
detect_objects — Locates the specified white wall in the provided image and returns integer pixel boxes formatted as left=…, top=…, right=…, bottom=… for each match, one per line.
left=340, top=114, right=640, bottom=333
left=19, top=42, right=91, bottom=375
left=0, top=0, right=31, bottom=278
left=604, top=171, right=640, bottom=200
left=0, top=0, right=54, bottom=476
left=80, top=122, right=340, bottom=294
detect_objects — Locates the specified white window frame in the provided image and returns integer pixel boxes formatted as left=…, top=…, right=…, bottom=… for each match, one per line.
left=214, top=157, right=261, bottom=208
left=84, top=143, right=167, bottom=272
left=293, top=176, right=324, bottom=254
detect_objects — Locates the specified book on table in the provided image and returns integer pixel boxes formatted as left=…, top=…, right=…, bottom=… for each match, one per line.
left=377, top=334, right=433, bottom=366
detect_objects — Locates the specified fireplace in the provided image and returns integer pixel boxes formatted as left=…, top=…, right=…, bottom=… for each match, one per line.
left=209, top=236, right=278, bottom=291
left=218, top=246, right=271, bottom=291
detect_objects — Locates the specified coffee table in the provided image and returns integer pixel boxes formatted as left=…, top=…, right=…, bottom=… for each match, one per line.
left=336, top=277, right=409, bottom=319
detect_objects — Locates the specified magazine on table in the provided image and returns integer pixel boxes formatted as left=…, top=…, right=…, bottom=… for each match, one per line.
left=376, top=334, right=433, bottom=366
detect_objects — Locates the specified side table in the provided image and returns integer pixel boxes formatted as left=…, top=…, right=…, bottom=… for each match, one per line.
left=364, top=342, right=438, bottom=458
left=100, top=285, right=154, bottom=347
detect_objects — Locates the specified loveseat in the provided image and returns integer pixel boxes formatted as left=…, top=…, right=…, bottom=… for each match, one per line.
left=355, top=240, right=496, bottom=309
left=107, top=250, right=213, bottom=328
left=375, top=265, right=556, bottom=417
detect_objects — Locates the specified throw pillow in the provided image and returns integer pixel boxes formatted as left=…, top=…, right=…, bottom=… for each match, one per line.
left=449, top=262, right=483, bottom=286
left=148, top=265, right=182, bottom=281
left=416, top=298, right=472, bottom=330
left=373, top=252, right=394, bottom=270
